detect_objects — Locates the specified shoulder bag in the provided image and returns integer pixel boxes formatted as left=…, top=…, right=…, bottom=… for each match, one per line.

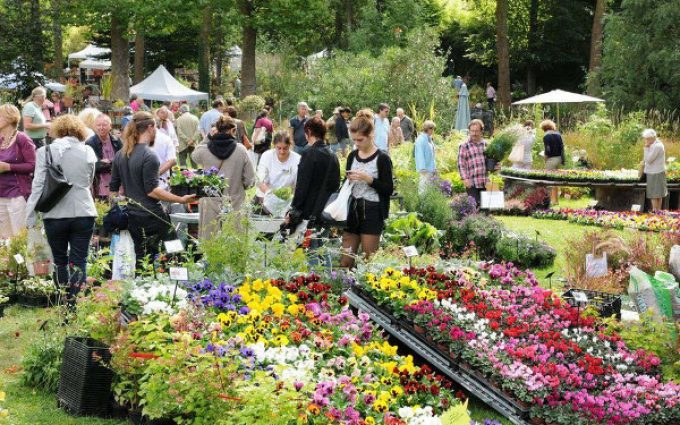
left=34, top=145, right=73, bottom=213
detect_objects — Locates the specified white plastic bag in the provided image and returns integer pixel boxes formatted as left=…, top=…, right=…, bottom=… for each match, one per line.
left=263, top=192, right=291, bottom=218
left=586, top=253, right=608, bottom=278
left=27, top=226, right=52, bottom=276
left=668, top=245, right=680, bottom=281
left=112, top=230, right=135, bottom=280
left=508, top=143, right=524, bottom=163
left=628, top=266, right=660, bottom=316
left=323, top=180, right=353, bottom=222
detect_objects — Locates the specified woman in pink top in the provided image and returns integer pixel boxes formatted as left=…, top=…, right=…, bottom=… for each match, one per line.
left=0, top=104, right=36, bottom=238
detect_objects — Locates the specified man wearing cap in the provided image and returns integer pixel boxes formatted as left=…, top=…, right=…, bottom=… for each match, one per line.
left=289, top=101, right=309, bottom=155
left=175, top=104, right=201, bottom=166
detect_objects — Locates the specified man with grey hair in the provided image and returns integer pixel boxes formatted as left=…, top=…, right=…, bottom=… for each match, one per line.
left=289, top=101, right=309, bottom=154
left=22, top=86, right=50, bottom=147
left=396, top=108, right=415, bottom=142
left=175, top=104, right=201, bottom=166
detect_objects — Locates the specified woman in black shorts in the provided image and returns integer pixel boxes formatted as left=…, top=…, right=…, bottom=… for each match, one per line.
left=340, top=114, right=393, bottom=268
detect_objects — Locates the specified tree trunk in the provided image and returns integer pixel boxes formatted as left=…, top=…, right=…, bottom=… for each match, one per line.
left=239, top=0, right=257, bottom=97
left=134, top=30, right=145, bottom=83
left=110, top=15, right=130, bottom=102
left=495, top=0, right=511, bottom=107
left=215, top=24, right=223, bottom=92
left=198, top=5, right=211, bottom=94
left=29, top=0, right=43, bottom=73
left=525, top=0, right=539, bottom=95
left=588, top=0, right=606, bottom=94
left=51, top=0, right=62, bottom=79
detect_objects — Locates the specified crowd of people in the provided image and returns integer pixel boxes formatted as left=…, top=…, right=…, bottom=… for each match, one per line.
left=0, top=84, right=671, bottom=302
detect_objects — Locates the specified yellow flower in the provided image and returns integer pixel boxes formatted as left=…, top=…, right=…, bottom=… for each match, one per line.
left=287, top=294, right=298, bottom=303
left=390, top=386, right=404, bottom=397
left=252, top=279, right=265, bottom=292
left=272, top=334, right=289, bottom=346
left=0, top=391, right=5, bottom=401
left=271, top=303, right=285, bottom=317
left=373, top=399, right=389, bottom=413
left=365, top=417, right=375, bottom=425
left=287, top=304, right=301, bottom=316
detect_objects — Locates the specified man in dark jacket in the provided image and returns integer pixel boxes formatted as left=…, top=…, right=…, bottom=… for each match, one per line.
left=86, top=114, right=122, bottom=198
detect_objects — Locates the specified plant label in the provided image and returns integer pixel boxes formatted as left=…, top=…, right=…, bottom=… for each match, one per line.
left=572, top=291, right=589, bottom=304
left=480, top=191, right=505, bottom=209
left=164, top=239, right=184, bottom=254
left=13, top=254, right=25, bottom=264
left=631, top=204, right=641, bottom=212
left=402, top=246, right=419, bottom=257
left=169, top=267, right=188, bottom=281
left=588, top=200, right=598, bottom=208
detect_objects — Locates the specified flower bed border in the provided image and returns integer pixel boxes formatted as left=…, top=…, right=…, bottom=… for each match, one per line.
left=346, top=288, right=532, bottom=425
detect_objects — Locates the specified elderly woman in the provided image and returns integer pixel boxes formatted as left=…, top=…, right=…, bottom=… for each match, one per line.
left=388, top=116, right=404, bottom=147
left=22, top=86, right=51, bottom=148
left=156, top=105, right=179, bottom=149
left=0, top=104, right=36, bottom=238
left=415, top=120, right=437, bottom=193
left=192, top=115, right=256, bottom=210
left=25, top=115, right=97, bottom=303
left=642, top=129, right=667, bottom=211
left=78, top=107, right=102, bottom=139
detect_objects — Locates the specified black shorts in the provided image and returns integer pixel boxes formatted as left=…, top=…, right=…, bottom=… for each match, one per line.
left=345, top=198, right=384, bottom=236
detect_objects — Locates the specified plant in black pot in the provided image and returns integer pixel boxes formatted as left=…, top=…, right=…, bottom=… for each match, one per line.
left=484, top=126, right=521, bottom=172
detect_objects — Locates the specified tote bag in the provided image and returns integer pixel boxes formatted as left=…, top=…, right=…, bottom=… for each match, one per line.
left=322, top=180, right=353, bottom=223
left=508, top=143, right=525, bottom=163
left=35, top=145, right=73, bottom=212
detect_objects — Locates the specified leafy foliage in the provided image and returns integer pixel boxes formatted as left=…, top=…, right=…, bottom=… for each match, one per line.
left=495, top=233, right=556, bottom=268
left=21, top=333, right=64, bottom=393
left=384, top=213, right=441, bottom=254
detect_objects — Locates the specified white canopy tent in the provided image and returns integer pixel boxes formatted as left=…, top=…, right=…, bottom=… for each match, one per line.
left=68, top=44, right=111, bottom=64
left=130, top=65, right=208, bottom=102
left=45, top=81, right=66, bottom=92
left=512, top=89, right=605, bottom=128
left=78, top=59, right=112, bottom=70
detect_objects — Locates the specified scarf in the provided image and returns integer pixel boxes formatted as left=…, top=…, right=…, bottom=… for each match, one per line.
left=207, top=133, right=237, bottom=160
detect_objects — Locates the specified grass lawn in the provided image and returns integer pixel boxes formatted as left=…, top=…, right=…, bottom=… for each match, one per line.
left=0, top=305, right=125, bottom=425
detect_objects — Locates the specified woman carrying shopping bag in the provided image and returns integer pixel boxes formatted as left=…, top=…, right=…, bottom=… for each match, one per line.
left=339, top=114, right=393, bottom=268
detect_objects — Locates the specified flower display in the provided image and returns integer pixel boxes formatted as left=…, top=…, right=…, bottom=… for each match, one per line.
left=533, top=208, right=680, bottom=232
left=356, top=265, right=680, bottom=425
left=91, top=274, right=468, bottom=424
left=168, top=166, right=227, bottom=190
left=121, top=279, right=189, bottom=316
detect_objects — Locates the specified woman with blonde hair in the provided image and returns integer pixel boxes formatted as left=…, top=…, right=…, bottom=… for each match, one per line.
left=110, top=111, right=195, bottom=264
left=25, top=115, right=97, bottom=303
left=22, top=86, right=50, bottom=148
left=156, top=105, right=179, bottom=148
left=0, top=104, right=36, bottom=238
left=78, top=107, right=102, bottom=139
left=340, top=115, right=393, bottom=268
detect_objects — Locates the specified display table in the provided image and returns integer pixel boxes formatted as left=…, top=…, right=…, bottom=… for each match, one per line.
left=501, top=174, right=680, bottom=211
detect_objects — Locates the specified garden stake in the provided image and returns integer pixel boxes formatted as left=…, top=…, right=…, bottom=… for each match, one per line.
left=545, top=271, right=555, bottom=290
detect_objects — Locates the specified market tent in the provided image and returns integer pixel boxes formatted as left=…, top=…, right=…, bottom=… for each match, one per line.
left=78, top=59, right=112, bottom=70
left=512, top=89, right=604, bottom=127
left=45, top=81, right=66, bottom=92
left=129, top=65, right=208, bottom=102
left=68, top=44, right=111, bottom=61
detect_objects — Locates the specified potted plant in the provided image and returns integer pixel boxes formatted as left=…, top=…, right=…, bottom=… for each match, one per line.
left=99, top=75, right=113, bottom=111
left=484, top=127, right=520, bottom=171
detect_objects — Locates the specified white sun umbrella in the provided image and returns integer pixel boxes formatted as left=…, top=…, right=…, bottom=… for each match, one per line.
left=512, top=89, right=604, bottom=128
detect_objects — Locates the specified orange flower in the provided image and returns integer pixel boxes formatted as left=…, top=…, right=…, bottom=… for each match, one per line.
left=306, top=403, right=321, bottom=415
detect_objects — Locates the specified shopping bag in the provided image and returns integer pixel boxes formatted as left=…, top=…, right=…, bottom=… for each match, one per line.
left=112, top=230, right=135, bottom=280
left=27, top=226, right=52, bottom=276
left=628, top=266, right=661, bottom=317
left=654, top=271, right=680, bottom=319
left=322, top=180, right=353, bottom=222
left=263, top=192, right=291, bottom=218
left=585, top=253, right=608, bottom=278
left=480, top=191, right=504, bottom=209
left=508, top=143, right=525, bottom=163
left=668, top=245, right=680, bottom=281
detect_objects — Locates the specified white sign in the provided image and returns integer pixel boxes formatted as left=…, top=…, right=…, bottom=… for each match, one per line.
left=169, top=267, right=189, bottom=281
left=571, top=290, right=589, bottom=303
left=631, top=204, right=641, bottom=212
left=480, top=191, right=505, bottom=209
left=164, top=239, right=184, bottom=254
left=13, top=254, right=25, bottom=264
left=588, top=200, right=599, bottom=208
left=402, top=246, right=419, bottom=257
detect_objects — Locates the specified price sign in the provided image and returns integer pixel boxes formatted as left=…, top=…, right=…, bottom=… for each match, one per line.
left=164, top=239, right=184, bottom=254
left=402, top=246, right=419, bottom=257
left=13, top=254, right=25, bottom=264
left=631, top=204, right=641, bottom=212
left=169, top=267, right=189, bottom=281
left=572, top=291, right=589, bottom=303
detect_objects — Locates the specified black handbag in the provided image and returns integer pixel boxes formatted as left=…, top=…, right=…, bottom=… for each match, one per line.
left=103, top=203, right=129, bottom=233
left=34, top=145, right=73, bottom=213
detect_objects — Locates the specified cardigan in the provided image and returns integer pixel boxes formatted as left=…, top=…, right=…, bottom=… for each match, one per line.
left=5, top=132, right=36, bottom=198
left=346, top=149, right=393, bottom=220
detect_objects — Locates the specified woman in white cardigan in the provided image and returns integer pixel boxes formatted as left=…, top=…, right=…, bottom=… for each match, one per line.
left=642, top=128, right=667, bottom=211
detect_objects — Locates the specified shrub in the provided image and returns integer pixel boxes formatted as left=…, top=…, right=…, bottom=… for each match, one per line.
left=485, top=125, right=522, bottom=162
left=449, top=194, right=478, bottom=221
left=21, top=334, right=64, bottom=393
left=416, top=185, right=453, bottom=229
left=495, top=234, right=556, bottom=269
left=384, top=213, right=440, bottom=254
left=443, top=215, right=503, bottom=259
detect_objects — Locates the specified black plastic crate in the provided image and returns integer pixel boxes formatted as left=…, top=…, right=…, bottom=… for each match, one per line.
left=57, top=337, right=114, bottom=417
left=562, top=288, right=622, bottom=320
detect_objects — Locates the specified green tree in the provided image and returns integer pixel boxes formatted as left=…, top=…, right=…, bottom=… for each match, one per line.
left=599, top=0, right=680, bottom=111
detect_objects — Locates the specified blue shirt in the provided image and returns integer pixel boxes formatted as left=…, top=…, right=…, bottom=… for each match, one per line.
left=415, top=132, right=436, bottom=173
left=199, top=108, right=223, bottom=135
left=374, top=114, right=389, bottom=151
left=289, top=116, right=308, bottom=147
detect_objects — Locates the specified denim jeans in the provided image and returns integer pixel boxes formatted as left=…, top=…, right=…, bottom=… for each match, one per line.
left=128, top=211, right=175, bottom=267
left=43, top=216, right=95, bottom=298
left=293, top=144, right=308, bottom=155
